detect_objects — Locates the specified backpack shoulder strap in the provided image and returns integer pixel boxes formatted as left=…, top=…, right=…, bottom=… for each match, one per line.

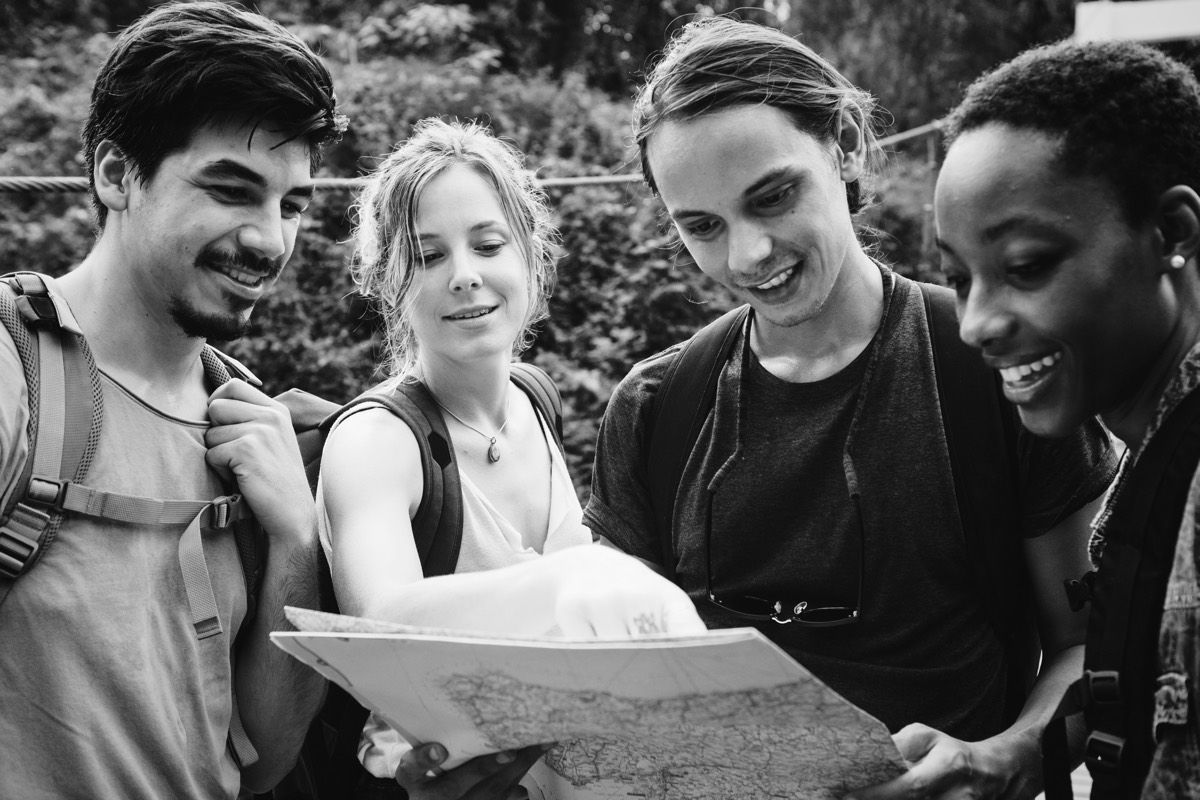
left=1044, top=385, right=1200, bottom=799
left=920, top=282, right=1033, bottom=721
left=204, top=345, right=263, bottom=388
left=646, top=305, right=749, bottom=580
left=345, top=380, right=461, bottom=578
left=0, top=272, right=102, bottom=607
left=510, top=361, right=565, bottom=457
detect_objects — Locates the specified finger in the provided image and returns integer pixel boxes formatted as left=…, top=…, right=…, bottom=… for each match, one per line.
left=848, top=742, right=968, bottom=800
left=396, top=741, right=448, bottom=784
left=208, top=377, right=267, bottom=402
left=892, top=723, right=940, bottom=762
left=460, top=745, right=547, bottom=800
left=661, top=593, right=707, bottom=635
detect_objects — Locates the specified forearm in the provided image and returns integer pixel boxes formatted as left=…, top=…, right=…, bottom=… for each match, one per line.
left=984, top=643, right=1086, bottom=795
left=353, top=544, right=704, bottom=640
left=358, top=550, right=571, bottom=636
left=236, top=522, right=327, bottom=792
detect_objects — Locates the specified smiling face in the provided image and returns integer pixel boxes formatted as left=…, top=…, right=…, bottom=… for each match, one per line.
left=408, top=163, right=530, bottom=369
left=935, top=123, right=1171, bottom=437
left=113, top=120, right=314, bottom=340
left=645, top=104, right=863, bottom=332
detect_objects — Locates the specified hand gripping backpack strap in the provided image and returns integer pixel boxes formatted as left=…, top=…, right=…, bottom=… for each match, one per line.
left=0, top=273, right=102, bottom=611
left=920, top=283, right=1033, bottom=720
left=646, top=306, right=749, bottom=580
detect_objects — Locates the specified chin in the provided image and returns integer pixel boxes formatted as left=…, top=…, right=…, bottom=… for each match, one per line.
left=1016, top=405, right=1081, bottom=439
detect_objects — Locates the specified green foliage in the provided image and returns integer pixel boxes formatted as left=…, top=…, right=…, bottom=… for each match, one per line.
left=1, top=1, right=1027, bottom=497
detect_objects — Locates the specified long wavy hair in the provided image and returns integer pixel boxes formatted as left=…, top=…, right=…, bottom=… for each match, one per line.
left=350, top=118, right=559, bottom=378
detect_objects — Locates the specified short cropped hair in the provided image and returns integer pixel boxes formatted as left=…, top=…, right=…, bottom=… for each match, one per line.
left=633, top=16, right=883, bottom=213
left=351, top=118, right=559, bottom=378
left=945, top=40, right=1200, bottom=224
left=83, top=0, right=344, bottom=227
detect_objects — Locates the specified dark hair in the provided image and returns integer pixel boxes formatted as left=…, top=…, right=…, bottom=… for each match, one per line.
left=83, top=0, right=344, bottom=227
left=633, top=16, right=882, bottom=213
left=946, top=39, right=1200, bottom=224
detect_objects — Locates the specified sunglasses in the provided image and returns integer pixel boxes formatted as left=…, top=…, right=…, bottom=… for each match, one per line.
left=704, top=461, right=864, bottom=628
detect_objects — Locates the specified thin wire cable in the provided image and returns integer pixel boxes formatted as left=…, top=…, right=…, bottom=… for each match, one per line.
left=0, top=120, right=946, bottom=195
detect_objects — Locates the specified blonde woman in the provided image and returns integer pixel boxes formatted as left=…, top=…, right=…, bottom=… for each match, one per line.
left=317, top=118, right=703, bottom=799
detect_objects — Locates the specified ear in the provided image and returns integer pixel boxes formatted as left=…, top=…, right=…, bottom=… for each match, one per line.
left=93, top=140, right=133, bottom=213
left=1158, top=185, right=1200, bottom=270
left=833, top=106, right=866, bottom=183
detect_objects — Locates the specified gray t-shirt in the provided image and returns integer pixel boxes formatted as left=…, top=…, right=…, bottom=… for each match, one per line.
left=585, top=268, right=1117, bottom=740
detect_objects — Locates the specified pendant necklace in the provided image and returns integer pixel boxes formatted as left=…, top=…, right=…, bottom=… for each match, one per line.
left=434, top=396, right=510, bottom=463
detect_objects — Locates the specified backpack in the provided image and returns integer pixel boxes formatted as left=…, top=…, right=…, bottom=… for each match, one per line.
left=644, top=282, right=1037, bottom=725
left=0, top=271, right=266, bottom=767
left=1041, top=386, right=1200, bottom=800
left=271, top=362, right=566, bottom=800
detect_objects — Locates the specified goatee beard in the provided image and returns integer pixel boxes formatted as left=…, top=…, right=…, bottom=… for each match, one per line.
left=168, top=297, right=253, bottom=341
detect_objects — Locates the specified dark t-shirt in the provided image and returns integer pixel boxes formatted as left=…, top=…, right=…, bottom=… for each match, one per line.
left=585, top=268, right=1118, bottom=740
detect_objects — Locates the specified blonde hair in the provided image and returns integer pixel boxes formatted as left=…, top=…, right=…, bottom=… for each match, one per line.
left=351, top=117, right=559, bottom=377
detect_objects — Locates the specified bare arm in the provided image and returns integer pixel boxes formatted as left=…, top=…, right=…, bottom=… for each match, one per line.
left=205, top=379, right=325, bottom=792
left=322, top=409, right=705, bottom=638
left=849, top=496, right=1100, bottom=800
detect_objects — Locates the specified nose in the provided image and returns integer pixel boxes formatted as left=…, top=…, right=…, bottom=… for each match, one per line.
left=236, top=207, right=289, bottom=262
left=726, top=220, right=773, bottom=279
left=448, top=251, right=483, bottom=293
left=957, top=284, right=1017, bottom=351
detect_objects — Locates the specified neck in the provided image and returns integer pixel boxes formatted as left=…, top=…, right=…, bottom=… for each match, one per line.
left=57, top=242, right=208, bottom=394
left=1104, top=287, right=1200, bottom=449
left=751, top=247, right=883, bottom=382
left=417, top=352, right=512, bottom=429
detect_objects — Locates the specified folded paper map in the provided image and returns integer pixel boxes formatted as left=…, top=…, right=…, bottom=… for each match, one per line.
left=273, top=607, right=906, bottom=800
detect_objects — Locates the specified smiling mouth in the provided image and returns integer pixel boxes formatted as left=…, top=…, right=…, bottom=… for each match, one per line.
left=998, top=351, right=1062, bottom=388
left=446, top=306, right=496, bottom=321
left=755, top=266, right=795, bottom=291
left=212, top=263, right=268, bottom=288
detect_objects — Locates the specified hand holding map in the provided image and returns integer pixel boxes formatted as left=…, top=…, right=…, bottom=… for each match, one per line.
left=273, top=607, right=906, bottom=799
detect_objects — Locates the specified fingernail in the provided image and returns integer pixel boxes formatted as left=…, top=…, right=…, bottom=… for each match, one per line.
left=496, top=750, right=515, bottom=764
left=429, top=743, right=447, bottom=762
left=541, top=743, right=555, bottom=753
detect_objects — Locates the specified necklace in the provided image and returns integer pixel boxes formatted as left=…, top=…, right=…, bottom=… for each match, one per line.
left=434, top=396, right=510, bottom=463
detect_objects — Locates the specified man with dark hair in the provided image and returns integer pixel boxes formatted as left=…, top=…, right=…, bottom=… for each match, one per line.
left=0, top=2, right=344, bottom=797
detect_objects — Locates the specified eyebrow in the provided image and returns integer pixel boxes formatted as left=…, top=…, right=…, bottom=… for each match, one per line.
left=198, top=159, right=314, bottom=199
left=937, top=215, right=1068, bottom=254
left=669, top=167, right=800, bottom=219
left=416, top=220, right=509, bottom=242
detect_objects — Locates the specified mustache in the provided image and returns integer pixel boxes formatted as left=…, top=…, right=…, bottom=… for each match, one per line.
left=195, top=246, right=283, bottom=280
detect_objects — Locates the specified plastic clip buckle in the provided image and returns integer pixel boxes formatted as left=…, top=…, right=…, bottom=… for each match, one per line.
left=26, top=476, right=66, bottom=508
left=1084, top=670, right=1121, bottom=706
left=210, top=494, right=242, bottom=529
left=1084, top=731, right=1125, bottom=776
left=0, top=505, right=47, bottom=578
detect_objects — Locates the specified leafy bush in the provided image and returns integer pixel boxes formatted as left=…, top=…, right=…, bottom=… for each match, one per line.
left=1, top=25, right=937, bottom=498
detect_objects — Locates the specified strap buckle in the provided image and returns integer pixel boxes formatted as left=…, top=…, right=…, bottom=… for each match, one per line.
left=209, top=494, right=243, bottom=529
left=1063, top=570, right=1096, bottom=612
left=1083, top=669, right=1121, bottom=706
left=0, top=503, right=50, bottom=578
left=26, top=476, right=67, bottom=508
left=1084, top=731, right=1125, bottom=776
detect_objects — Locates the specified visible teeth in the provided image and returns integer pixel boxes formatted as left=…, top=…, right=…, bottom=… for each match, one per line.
left=216, top=265, right=264, bottom=287
left=999, top=352, right=1061, bottom=383
left=756, top=267, right=794, bottom=291
left=450, top=308, right=492, bottom=320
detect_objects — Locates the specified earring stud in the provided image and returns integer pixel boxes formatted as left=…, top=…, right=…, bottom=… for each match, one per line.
left=1170, top=254, right=1187, bottom=270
